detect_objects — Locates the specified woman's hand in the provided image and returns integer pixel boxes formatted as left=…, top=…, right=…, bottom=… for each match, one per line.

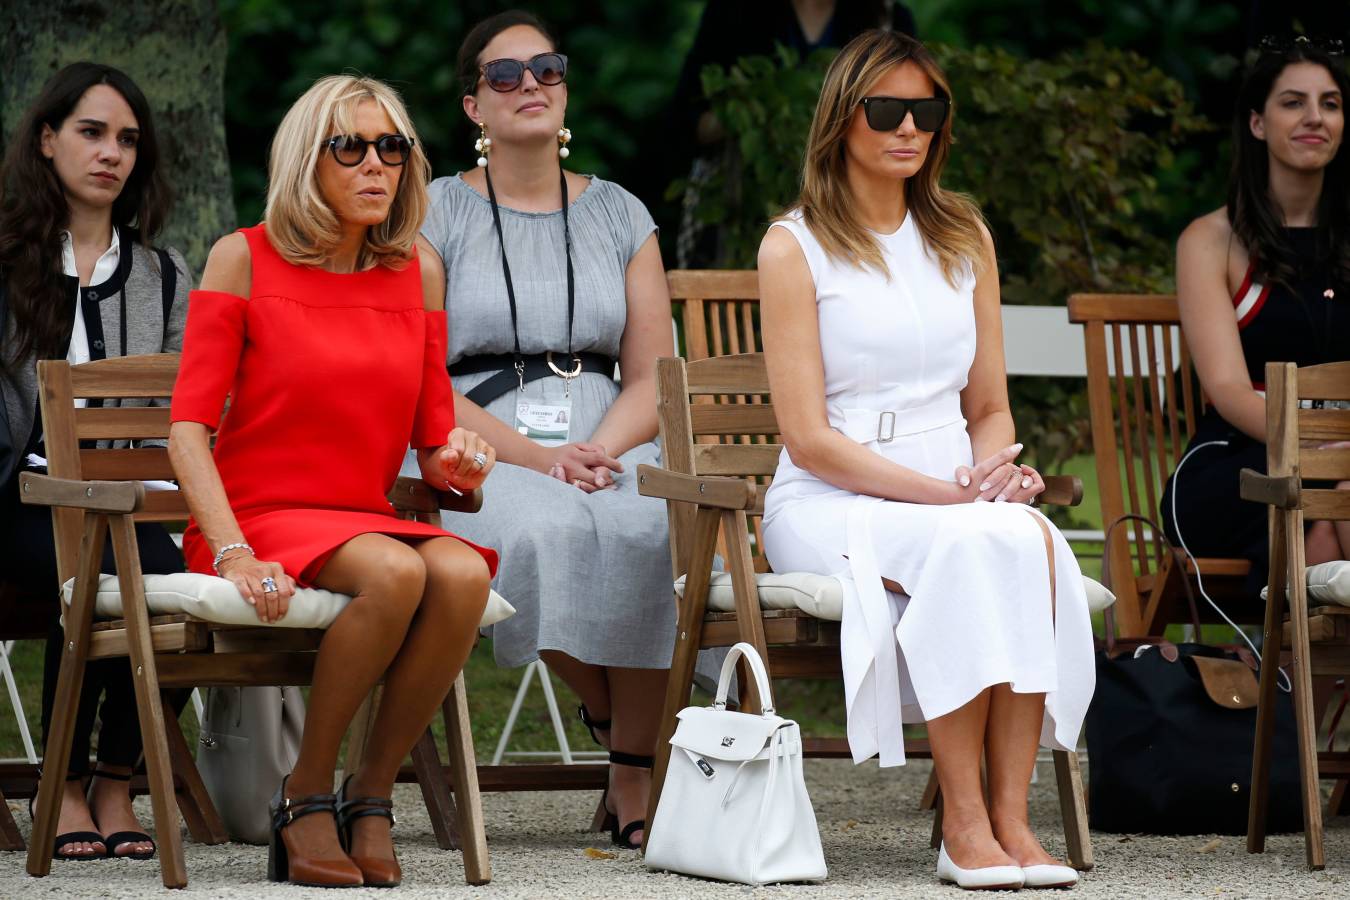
left=428, top=428, right=496, bottom=492
left=542, top=442, right=624, bottom=492
left=954, top=443, right=1031, bottom=503
left=216, top=553, right=296, bottom=624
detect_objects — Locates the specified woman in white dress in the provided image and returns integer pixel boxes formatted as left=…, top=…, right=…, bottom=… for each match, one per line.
left=758, top=31, right=1093, bottom=890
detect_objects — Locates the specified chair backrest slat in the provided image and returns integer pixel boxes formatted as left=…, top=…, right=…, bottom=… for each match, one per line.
left=74, top=406, right=173, bottom=440
left=692, top=443, right=783, bottom=476
left=79, top=448, right=176, bottom=481
left=1301, top=447, right=1350, bottom=480
left=1298, top=409, right=1350, bottom=442
left=1294, top=361, right=1350, bottom=400
left=67, top=354, right=179, bottom=398
left=688, top=404, right=779, bottom=436
left=684, top=353, right=771, bottom=395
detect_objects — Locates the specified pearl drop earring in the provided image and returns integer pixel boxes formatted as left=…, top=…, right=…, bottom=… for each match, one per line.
left=558, top=126, right=572, bottom=160
left=475, top=123, right=491, bottom=168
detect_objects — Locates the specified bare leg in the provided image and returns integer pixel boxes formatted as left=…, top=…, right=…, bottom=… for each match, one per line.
left=605, top=665, right=670, bottom=845
left=282, top=534, right=429, bottom=865
left=540, top=650, right=612, bottom=746
left=987, top=514, right=1061, bottom=867
left=1306, top=520, right=1342, bottom=565
left=927, top=688, right=1017, bottom=869
left=346, top=537, right=490, bottom=866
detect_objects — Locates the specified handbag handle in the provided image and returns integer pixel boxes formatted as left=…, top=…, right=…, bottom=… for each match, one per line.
left=712, top=641, right=777, bottom=717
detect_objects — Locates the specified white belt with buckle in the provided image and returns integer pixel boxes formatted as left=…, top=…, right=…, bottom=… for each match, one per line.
left=834, top=396, right=965, bottom=444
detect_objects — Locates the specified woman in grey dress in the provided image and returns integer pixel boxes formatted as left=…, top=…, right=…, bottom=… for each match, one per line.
left=418, top=11, right=673, bottom=849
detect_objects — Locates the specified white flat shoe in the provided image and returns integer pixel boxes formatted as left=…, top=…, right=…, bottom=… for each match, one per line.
left=937, top=843, right=1025, bottom=890
left=1022, top=863, right=1079, bottom=888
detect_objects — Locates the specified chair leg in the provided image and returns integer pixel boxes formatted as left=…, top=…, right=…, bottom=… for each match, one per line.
left=644, top=507, right=719, bottom=840
left=1329, top=778, right=1350, bottom=818
left=1052, top=749, right=1094, bottom=872
left=444, top=674, right=490, bottom=885
left=1247, top=512, right=1288, bottom=855
left=342, top=688, right=379, bottom=783
left=411, top=727, right=459, bottom=851
left=919, top=768, right=940, bottom=811
left=164, top=708, right=228, bottom=845
left=589, top=794, right=611, bottom=833
left=0, top=785, right=24, bottom=851
left=110, top=516, right=187, bottom=888
left=1283, top=519, right=1326, bottom=871
left=27, top=515, right=105, bottom=878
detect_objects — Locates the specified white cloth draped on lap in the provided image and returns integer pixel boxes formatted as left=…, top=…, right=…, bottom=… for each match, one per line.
left=761, top=210, right=1095, bottom=768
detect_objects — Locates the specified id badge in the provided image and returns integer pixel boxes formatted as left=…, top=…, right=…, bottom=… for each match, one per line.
left=514, top=396, right=572, bottom=447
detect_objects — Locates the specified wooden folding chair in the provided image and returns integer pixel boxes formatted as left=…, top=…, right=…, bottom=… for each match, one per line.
left=20, top=354, right=490, bottom=887
left=1242, top=360, right=1350, bottom=870
left=638, top=353, right=1094, bottom=871
left=1068, top=293, right=1257, bottom=637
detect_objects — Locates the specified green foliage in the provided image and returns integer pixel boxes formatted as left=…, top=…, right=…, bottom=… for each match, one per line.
left=218, top=0, right=702, bottom=226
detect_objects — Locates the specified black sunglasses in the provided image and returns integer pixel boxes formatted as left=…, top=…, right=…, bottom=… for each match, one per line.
left=324, top=133, right=413, bottom=167
left=480, top=52, right=568, bottom=93
left=860, top=96, right=950, bottom=133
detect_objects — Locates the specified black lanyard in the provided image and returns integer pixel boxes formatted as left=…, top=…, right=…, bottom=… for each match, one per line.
left=483, top=166, right=576, bottom=385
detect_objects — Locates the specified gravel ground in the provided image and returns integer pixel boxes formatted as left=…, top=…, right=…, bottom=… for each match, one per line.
left=2, top=758, right=1347, bottom=898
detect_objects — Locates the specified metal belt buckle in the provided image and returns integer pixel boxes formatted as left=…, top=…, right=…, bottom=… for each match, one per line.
left=546, top=351, right=583, bottom=379
left=877, top=410, right=896, bottom=443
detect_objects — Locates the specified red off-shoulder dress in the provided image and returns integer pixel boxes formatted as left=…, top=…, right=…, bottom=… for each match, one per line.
left=171, top=224, right=498, bottom=584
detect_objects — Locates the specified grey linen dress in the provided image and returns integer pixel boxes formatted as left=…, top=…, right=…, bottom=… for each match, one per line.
left=420, top=173, right=674, bottom=670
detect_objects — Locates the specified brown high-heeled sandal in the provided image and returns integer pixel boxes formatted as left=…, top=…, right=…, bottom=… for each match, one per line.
left=267, top=775, right=364, bottom=887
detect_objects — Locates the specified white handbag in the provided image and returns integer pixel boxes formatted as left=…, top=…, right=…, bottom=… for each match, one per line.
left=644, top=642, right=827, bottom=885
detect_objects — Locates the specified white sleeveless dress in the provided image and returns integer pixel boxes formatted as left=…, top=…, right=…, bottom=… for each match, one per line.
left=761, top=211, right=1095, bottom=767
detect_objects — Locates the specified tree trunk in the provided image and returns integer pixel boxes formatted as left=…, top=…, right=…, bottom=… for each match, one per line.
left=0, top=0, right=235, bottom=278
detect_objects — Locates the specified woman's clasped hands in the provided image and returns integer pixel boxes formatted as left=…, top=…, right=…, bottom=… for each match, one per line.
left=216, top=551, right=297, bottom=624
left=953, top=442, right=1046, bottom=505
left=540, top=442, right=624, bottom=492
left=426, top=427, right=497, bottom=492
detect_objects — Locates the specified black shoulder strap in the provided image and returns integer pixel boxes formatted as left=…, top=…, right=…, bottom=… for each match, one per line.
left=156, top=247, right=176, bottom=323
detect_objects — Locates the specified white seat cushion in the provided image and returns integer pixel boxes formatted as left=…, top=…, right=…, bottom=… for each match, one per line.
left=674, top=572, right=1115, bottom=620
left=62, top=572, right=515, bottom=629
left=1259, top=560, right=1350, bottom=607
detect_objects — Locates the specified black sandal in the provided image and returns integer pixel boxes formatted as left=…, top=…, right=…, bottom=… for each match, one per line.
left=90, top=769, right=156, bottom=860
left=605, top=750, right=653, bottom=850
left=577, top=704, right=611, bottom=747
left=31, top=772, right=106, bottom=861
left=336, top=775, right=400, bottom=888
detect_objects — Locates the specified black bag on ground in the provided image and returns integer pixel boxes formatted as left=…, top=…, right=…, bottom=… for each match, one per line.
left=1085, top=640, right=1302, bottom=835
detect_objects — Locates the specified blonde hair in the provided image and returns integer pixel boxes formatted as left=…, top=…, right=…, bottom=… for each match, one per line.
left=790, top=30, right=985, bottom=287
left=265, top=74, right=430, bottom=270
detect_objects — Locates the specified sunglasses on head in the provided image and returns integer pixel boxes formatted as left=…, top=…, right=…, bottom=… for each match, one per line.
left=860, top=96, right=950, bottom=133
left=480, top=52, right=568, bottom=93
left=324, top=133, right=413, bottom=167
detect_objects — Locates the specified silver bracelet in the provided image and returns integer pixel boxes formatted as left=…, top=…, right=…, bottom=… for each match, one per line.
left=212, top=542, right=254, bottom=574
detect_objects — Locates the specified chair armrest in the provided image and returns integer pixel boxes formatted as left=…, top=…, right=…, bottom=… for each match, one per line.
left=18, top=472, right=144, bottom=513
left=388, top=476, right=484, bottom=516
left=1240, top=468, right=1299, bottom=509
left=636, top=465, right=755, bottom=510
left=1036, top=475, right=1083, bottom=508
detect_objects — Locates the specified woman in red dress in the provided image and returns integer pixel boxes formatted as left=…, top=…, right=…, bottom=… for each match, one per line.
left=168, top=75, right=498, bottom=888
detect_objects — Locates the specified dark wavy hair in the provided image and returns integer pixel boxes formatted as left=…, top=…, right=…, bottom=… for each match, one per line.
left=1228, top=46, right=1349, bottom=291
left=457, top=9, right=557, bottom=98
left=0, top=62, right=171, bottom=368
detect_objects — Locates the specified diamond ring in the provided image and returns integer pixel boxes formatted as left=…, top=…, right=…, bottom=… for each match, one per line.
left=472, top=451, right=488, bottom=469
left=261, top=576, right=278, bottom=593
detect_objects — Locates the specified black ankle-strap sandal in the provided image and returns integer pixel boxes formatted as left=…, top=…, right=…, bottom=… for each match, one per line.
left=89, top=769, right=156, bottom=860
left=335, top=775, right=396, bottom=848
left=32, top=772, right=106, bottom=861
left=606, top=750, right=653, bottom=850
left=577, top=704, right=612, bottom=747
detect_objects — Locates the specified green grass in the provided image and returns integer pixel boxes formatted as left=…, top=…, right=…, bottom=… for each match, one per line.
left=0, top=452, right=1239, bottom=761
